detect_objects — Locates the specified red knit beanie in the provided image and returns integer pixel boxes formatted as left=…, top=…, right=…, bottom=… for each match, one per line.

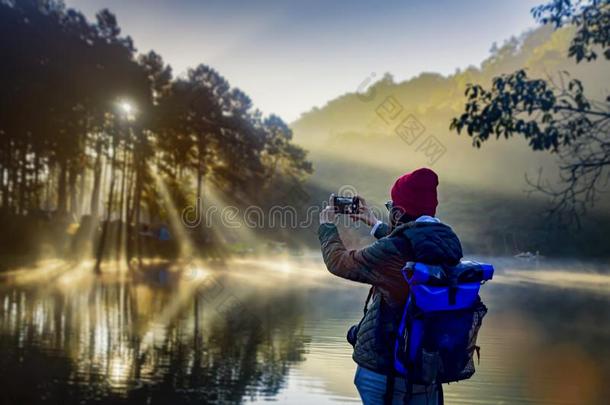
left=390, top=168, right=438, bottom=217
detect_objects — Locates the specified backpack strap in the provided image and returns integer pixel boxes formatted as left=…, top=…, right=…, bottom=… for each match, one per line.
left=438, top=383, right=444, bottom=405
left=389, top=231, right=411, bottom=258
left=383, top=374, right=395, bottom=404
left=403, top=381, right=413, bottom=404
left=363, top=286, right=374, bottom=314
left=401, top=383, right=443, bottom=405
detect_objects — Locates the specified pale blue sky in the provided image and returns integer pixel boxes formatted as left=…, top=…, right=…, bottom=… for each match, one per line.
left=66, top=0, right=542, bottom=121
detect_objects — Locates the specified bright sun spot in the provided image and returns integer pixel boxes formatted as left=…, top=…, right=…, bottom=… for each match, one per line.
left=189, top=267, right=209, bottom=281
left=120, top=101, right=133, bottom=114
left=280, top=260, right=292, bottom=273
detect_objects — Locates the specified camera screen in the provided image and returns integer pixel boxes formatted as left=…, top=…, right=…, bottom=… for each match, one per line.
left=333, top=196, right=359, bottom=214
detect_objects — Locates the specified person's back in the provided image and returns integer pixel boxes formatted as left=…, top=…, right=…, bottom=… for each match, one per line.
left=318, top=168, right=460, bottom=404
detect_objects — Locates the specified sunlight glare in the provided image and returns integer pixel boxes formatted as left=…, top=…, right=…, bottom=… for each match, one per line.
left=120, top=101, right=133, bottom=114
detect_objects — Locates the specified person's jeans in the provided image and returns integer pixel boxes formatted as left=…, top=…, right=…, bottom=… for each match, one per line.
left=354, top=366, right=439, bottom=405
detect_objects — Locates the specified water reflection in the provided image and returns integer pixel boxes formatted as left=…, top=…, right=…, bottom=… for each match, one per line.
left=0, top=257, right=608, bottom=404
left=0, top=260, right=312, bottom=404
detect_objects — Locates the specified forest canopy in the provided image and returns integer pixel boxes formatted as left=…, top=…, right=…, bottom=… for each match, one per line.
left=0, top=0, right=312, bottom=266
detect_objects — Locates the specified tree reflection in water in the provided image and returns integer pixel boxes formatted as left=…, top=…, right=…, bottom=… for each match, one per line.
left=0, top=263, right=310, bottom=404
left=1, top=259, right=608, bottom=404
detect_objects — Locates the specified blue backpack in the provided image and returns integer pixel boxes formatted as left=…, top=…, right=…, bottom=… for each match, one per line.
left=394, top=260, right=493, bottom=401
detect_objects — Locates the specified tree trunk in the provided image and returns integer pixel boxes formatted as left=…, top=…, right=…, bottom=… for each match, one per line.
left=197, top=133, right=203, bottom=201
left=68, top=163, right=78, bottom=218
left=90, top=139, right=103, bottom=219
left=1, top=138, right=9, bottom=209
left=0, top=163, right=4, bottom=210
left=17, top=147, right=26, bottom=215
left=125, top=149, right=136, bottom=268
left=94, top=134, right=118, bottom=274
left=78, top=167, right=86, bottom=218
left=134, top=153, right=143, bottom=268
left=57, top=158, right=68, bottom=216
left=33, top=149, right=40, bottom=210
left=9, top=143, right=18, bottom=213
left=116, top=146, right=128, bottom=262
left=196, top=133, right=207, bottom=238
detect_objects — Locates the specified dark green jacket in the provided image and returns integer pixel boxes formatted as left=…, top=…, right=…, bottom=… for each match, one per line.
left=318, top=220, right=463, bottom=375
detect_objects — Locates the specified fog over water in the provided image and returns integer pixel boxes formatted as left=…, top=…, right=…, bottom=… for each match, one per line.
left=0, top=255, right=608, bottom=405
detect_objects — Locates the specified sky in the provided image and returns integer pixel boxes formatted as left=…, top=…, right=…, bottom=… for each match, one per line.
left=65, top=0, right=541, bottom=122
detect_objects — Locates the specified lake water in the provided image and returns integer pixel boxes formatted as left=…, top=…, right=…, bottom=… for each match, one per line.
left=0, top=255, right=608, bottom=404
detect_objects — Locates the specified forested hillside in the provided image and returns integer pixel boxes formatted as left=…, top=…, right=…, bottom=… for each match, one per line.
left=292, top=26, right=610, bottom=257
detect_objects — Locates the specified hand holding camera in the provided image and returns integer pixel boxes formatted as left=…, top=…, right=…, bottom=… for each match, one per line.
left=348, top=196, right=378, bottom=227
left=319, top=194, right=337, bottom=224
left=319, top=193, right=379, bottom=227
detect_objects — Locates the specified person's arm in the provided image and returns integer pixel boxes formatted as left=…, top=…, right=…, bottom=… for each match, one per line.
left=318, top=222, right=401, bottom=285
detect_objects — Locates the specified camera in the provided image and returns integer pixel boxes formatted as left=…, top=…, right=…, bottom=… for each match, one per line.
left=333, top=195, right=359, bottom=214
